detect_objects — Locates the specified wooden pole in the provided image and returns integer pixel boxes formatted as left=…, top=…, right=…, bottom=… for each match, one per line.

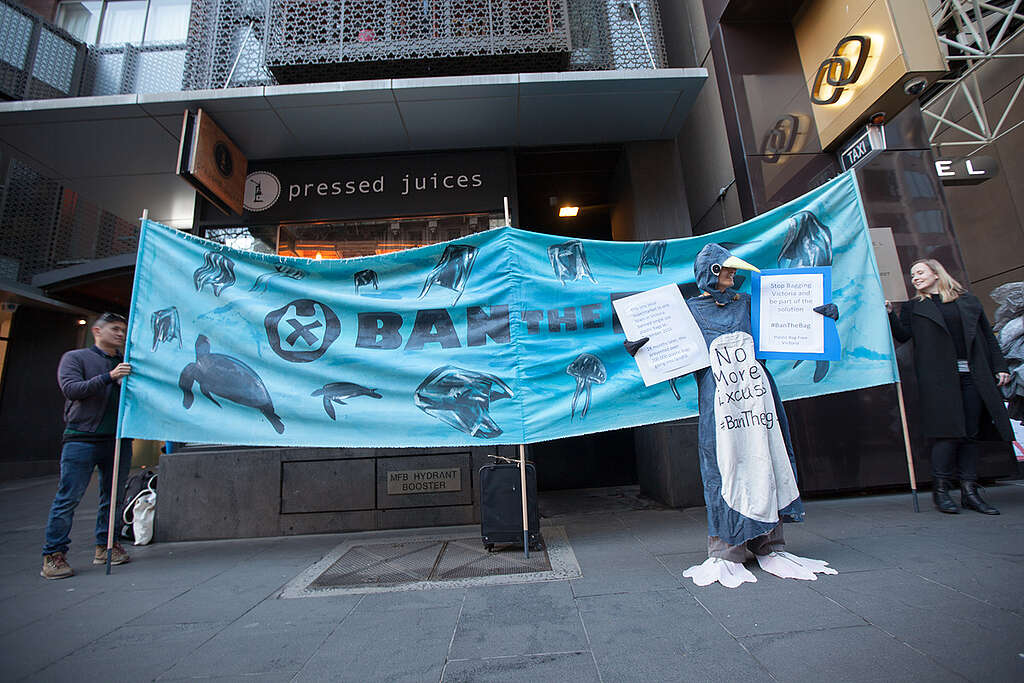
left=105, top=208, right=147, bottom=573
left=519, top=444, right=529, bottom=558
left=895, top=381, right=920, bottom=512
left=105, top=438, right=125, bottom=574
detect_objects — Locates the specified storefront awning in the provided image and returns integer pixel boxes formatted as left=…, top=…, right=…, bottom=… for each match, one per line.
left=0, top=69, right=705, bottom=229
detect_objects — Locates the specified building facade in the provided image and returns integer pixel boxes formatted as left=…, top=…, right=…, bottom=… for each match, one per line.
left=0, top=0, right=1018, bottom=537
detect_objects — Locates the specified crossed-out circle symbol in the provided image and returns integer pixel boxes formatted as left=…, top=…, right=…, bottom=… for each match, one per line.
left=265, top=299, right=340, bottom=363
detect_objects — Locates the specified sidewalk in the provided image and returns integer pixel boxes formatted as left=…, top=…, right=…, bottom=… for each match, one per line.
left=1, top=475, right=1022, bottom=682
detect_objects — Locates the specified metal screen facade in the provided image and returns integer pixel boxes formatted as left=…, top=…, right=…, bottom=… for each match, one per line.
left=0, top=0, right=665, bottom=284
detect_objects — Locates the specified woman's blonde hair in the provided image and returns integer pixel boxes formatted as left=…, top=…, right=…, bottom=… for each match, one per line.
left=911, top=258, right=964, bottom=302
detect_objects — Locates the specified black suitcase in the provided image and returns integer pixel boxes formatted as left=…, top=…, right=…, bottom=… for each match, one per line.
left=479, top=463, right=541, bottom=551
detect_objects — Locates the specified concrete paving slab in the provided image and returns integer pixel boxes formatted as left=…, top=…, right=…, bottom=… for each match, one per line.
left=32, top=621, right=226, bottom=682
left=577, top=588, right=732, bottom=657
left=442, top=652, right=600, bottom=682
left=564, top=528, right=680, bottom=598
left=450, top=581, right=587, bottom=660
left=809, top=567, right=1024, bottom=681
left=682, top=570, right=860, bottom=637
left=744, top=624, right=962, bottom=682
left=294, top=601, right=461, bottom=682
left=158, top=614, right=334, bottom=679
left=905, top=553, right=1024, bottom=614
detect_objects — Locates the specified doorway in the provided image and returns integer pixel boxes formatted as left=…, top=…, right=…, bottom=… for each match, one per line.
left=515, top=146, right=639, bottom=492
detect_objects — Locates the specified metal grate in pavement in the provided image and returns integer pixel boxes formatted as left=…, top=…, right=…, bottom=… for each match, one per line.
left=282, top=526, right=580, bottom=598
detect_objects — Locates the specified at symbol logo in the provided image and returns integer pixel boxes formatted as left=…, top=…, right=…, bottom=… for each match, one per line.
left=811, top=35, right=871, bottom=106
left=762, top=115, right=800, bottom=163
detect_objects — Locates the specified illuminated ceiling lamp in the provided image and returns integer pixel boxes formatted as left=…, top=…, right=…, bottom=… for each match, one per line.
left=558, top=206, right=580, bottom=218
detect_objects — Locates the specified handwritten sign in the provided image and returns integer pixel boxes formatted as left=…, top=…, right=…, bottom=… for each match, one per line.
left=752, top=268, right=840, bottom=361
left=612, top=284, right=710, bottom=386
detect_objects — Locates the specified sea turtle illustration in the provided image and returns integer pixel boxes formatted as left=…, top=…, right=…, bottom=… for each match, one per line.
left=178, top=335, right=285, bottom=433
left=311, top=382, right=382, bottom=420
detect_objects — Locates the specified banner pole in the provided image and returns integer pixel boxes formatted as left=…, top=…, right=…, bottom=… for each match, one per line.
left=106, top=208, right=148, bottom=573
left=895, top=380, right=920, bottom=513
left=519, top=444, right=529, bottom=558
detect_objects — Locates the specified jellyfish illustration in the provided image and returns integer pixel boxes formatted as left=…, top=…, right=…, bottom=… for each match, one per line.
left=250, top=264, right=305, bottom=294
left=193, top=252, right=236, bottom=296
left=414, top=365, right=513, bottom=438
left=778, top=210, right=834, bottom=383
left=548, top=240, right=597, bottom=285
left=637, top=240, right=666, bottom=275
left=567, top=353, right=607, bottom=419
left=354, top=269, right=379, bottom=295
left=150, top=306, right=182, bottom=352
left=419, top=245, right=477, bottom=305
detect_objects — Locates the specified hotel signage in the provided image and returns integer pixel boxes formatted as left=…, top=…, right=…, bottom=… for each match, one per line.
left=794, top=0, right=946, bottom=148
left=811, top=36, right=872, bottom=106
left=198, top=150, right=509, bottom=226
left=933, top=156, right=998, bottom=186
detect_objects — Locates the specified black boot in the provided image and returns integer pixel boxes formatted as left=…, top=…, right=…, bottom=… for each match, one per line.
left=961, top=481, right=999, bottom=515
left=932, top=478, right=959, bottom=514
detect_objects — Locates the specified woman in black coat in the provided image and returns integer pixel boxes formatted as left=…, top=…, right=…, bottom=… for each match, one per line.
left=887, top=258, right=1012, bottom=514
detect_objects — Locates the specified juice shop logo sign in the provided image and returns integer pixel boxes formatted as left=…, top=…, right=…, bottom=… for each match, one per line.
left=279, top=172, right=485, bottom=202
left=244, top=172, right=281, bottom=212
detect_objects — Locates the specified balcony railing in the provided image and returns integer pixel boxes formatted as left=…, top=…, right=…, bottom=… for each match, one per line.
left=0, top=0, right=666, bottom=97
left=261, top=0, right=666, bottom=83
left=0, top=1, right=86, bottom=100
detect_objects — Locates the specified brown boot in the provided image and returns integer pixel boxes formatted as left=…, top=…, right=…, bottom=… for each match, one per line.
left=94, top=543, right=131, bottom=565
left=41, top=552, right=74, bottom=580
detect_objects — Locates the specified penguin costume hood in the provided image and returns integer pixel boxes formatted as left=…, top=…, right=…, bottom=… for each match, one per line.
left=694, top=243, right=760, bottom=305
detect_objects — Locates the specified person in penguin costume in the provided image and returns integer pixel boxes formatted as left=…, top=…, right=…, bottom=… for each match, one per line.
left=632, top=243, right=838, bottom=588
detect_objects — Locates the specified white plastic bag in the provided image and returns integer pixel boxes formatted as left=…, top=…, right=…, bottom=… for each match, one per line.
left=131, top=491, right=156, bottom=545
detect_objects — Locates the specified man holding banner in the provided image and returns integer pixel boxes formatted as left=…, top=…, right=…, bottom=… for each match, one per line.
left=41, top=313, right=133, bottom=580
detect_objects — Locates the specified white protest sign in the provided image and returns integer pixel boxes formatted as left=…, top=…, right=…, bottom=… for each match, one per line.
left=612, top=284, right=710, bottom=387
left=869, top=227, right=909, bottom=302
left=756, top=271, right=826, bottom=355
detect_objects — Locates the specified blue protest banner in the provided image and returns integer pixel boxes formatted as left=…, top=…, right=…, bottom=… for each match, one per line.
left=119, top=171, right=896, bottom=447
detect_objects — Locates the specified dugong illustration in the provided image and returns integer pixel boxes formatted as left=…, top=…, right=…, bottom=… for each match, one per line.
left=311, top=382, right=382, bottom=420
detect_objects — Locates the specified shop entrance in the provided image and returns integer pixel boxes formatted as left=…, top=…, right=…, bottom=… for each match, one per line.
left=515, top=146, right=638, bottom=493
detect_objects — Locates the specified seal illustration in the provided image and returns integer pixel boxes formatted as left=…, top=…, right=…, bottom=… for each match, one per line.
left=178, top=335, right=285, bottom=433
left=311, top=382, right=383, bottom=420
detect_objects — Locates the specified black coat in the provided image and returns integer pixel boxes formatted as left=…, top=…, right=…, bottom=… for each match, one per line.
left=889, top=292, right=1012, bottom=440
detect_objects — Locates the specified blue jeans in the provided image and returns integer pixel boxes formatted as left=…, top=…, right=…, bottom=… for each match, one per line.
left=42, top=439, right=132, bottom=555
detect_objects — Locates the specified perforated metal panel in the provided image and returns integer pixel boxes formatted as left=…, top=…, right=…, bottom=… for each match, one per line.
left=0, top=157, right=139, bottom=284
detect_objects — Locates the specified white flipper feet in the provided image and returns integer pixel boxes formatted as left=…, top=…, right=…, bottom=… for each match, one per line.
left=682, top=557, right=757, bottom=588
left=755, top=551, right=838, bottom=580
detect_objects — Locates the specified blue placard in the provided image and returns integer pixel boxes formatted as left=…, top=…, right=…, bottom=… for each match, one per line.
left=751, top=267, right=841, bottom=361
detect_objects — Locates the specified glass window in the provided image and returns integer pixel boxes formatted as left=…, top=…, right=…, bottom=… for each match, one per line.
left=56, top=2, right=102, bottom=44
left=99, top=0, right=147, bottom=45
left=274, top=212, right=497, bottom=260
left=144, top=0, right=190, bottom=42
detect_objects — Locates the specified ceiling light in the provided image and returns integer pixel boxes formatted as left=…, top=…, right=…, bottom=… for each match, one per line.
left=559, top=206, right=580, bottom=217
